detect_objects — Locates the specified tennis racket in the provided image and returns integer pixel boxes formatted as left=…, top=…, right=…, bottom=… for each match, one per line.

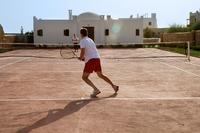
left=60, top=46, right=78, bottom=59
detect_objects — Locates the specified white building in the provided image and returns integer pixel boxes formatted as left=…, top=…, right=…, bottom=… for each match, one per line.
left=142, top=13, right=157, bottom=28
left=34, top=11, right=157, bottom=44
left=189, top=9, right=200, bottom=26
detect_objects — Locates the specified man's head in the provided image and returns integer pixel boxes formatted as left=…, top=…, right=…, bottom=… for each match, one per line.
left=80, top=28, right=88, bottom=38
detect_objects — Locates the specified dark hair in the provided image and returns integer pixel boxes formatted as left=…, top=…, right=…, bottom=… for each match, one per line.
left=80, top=28, right=88, bottom=37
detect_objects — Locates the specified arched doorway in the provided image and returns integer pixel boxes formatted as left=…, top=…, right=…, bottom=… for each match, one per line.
left=83, top=27, right=95, bottom=41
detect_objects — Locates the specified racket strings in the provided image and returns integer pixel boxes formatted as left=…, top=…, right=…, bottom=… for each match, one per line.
left=60, top=48, right=78, bottom=59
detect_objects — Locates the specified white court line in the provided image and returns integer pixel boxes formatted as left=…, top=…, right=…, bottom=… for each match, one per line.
left=141, top=49, right=200, bottom=78
left=157, top=57, right=200, bottom=68
left=1, top=97, right=200, bottom=102
left=151, top=49, right=200, bottom=67
left=0, top=57, right=30, bottom=70
left=186, top=62, right=200, bottom=67
left=150, top=49, right=200, bottom=68
left=0, top=57, right=14, bottom=60
left=153, top=59, right=200, bottom=78
left=33, top=71, right=82, bottom=73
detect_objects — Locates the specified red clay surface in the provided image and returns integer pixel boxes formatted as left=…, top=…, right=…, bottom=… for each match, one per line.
left=0, top=48, right=200, bottom=133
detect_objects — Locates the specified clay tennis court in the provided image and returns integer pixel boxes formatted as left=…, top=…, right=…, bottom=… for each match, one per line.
left=0, top=48, right=200, bottom=133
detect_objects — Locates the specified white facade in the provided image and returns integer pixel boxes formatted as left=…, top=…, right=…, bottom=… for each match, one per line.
left=34, top=12, right=157, bottom=44
left=189, top=10, right=200, bottom=25
left=143, top=13, right=157, bottom=28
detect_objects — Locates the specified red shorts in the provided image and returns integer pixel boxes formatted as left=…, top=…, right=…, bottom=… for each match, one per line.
left=84, top=58, right=102, bottom=73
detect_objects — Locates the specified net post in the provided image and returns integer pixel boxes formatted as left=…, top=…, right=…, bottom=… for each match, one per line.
left=187, top=41, right=190, bottom=62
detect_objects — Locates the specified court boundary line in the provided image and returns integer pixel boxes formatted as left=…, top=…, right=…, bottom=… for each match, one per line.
left=0, top=57, right=16, bottom=60
left=0, top=57, right=30, bottom=70
left=1, top=97, right=200, bottom=102
left=153, top=59, right=200, bottom=78
left=141, top=49, right=200, bottom=78
left=186, top=61, right=200, bottom=67
left=149, top=48, right=200, bottom=67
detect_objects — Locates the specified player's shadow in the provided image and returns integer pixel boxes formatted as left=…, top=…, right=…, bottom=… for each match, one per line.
left=16, top=93, right=117, bottom=133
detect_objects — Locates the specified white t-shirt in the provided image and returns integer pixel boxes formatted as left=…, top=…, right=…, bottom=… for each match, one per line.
left=79, top=37, right=100, bottom=63
left=72, top=37, right=79, bottom=44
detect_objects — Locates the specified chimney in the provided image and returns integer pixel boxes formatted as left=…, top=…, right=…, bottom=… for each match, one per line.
left=107, top=15, right=111, bottom=20
left=151, top=13, right=156, bottom=19
left=69, top=10, right=73, bottom=20
left=100, top=15, right=105, bottom=20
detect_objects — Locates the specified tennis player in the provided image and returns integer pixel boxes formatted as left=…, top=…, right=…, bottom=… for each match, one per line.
left=72, top=34, right=79, bottom=52
left=79, top=28, right=119, bottom=98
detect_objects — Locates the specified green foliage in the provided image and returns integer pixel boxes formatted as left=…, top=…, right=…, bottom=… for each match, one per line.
left=25, top=31, right=34, bottom=43
left=167, top=24, right=190, bottom=33
left=25, top=31, right=33, bottom=36
left=159, top=47, right=200, bottom=58
left=191, top=21, right=200, bottom=30
left=0, top=24, right=4, bottom=35
left=144, top=27, right=155, bottom=38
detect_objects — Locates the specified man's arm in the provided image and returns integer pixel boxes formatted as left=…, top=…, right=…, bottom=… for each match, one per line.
left=79, top=48, right=85, bottom=61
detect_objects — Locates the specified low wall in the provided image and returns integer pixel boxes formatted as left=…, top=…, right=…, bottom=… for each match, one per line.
left=161, top=32, right=194, bottom=42
left=143, top=38, right=160, bottom=43
left=195, top=30, right=200, bottom=42
left=0, top=35, right=26, bottom=43
left=161, top=30, right=200, bottom=42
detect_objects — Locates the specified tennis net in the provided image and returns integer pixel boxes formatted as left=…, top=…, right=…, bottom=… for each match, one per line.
left=0, top=43, right=79, bottom=59
left=0, top=42, right=191, bottom=61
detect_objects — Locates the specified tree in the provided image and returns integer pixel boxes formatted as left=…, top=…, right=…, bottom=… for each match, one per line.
left=25, top=31, right=34, bottom=43
left=167, top=24, right=190, bottom=33
left=144, top=27, right=155, bottom=38
left=191, top=21, right=200, bottom=30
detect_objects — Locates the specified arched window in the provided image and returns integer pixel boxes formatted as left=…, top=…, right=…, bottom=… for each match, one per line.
left=64, top=29, right=69, bottom=36
left=105, top=29, right=109, bottom=36
left=37, top=29, right=43, bottom=36
left=136, top=29, right=140, bottom=36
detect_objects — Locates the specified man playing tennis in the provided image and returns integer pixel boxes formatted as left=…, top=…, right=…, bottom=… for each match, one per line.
left=72, top=33, right=79, bottom=52
left=79, top=28, right=119, bottom=98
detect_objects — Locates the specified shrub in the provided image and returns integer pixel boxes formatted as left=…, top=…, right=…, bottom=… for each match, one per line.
left=144, top=27, right=155, bottom=38
left=191, top=21, right=200, bottom=30
left=167, top=24, right=190, bottom=33
left=25, top=31, right=34, bottom=43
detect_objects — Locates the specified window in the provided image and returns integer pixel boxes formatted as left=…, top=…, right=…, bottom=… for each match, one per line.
left=149, top=22, right=152, bottom=26
left=64, top=29, right=69, bottom=36
left=136, top=29, right=140, bottom=36
left=37, top=29, right=43, bottom=36
left=105, top=29, right=109, bottom=36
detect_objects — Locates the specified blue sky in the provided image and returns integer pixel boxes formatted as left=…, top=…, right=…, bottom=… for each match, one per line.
left=1, top=0, right=200, bottom=33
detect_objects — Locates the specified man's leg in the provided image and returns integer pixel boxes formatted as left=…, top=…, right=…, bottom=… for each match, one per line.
left=96, top=71, right=119, bottom=93
left=76, top=45, right=79, bottom=52
left=73, top=45, right=77, bottom=52
left=82, top=72, right=99, bottom=92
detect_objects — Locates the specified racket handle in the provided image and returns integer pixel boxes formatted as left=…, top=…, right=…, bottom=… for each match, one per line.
left=78, top=57, right=85, bottom=61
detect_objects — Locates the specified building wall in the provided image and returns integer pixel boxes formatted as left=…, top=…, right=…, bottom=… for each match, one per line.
left=34, top=17, right=75, bottom=44
left=105, top=19, right=143, bottom=44
left=143, top=13, right=157, bottom=29
left=190, top=10, right=200, bottom=25
left=34, top=16, right=144, bottom=44
left=77, top=19, right=105, bottom=44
